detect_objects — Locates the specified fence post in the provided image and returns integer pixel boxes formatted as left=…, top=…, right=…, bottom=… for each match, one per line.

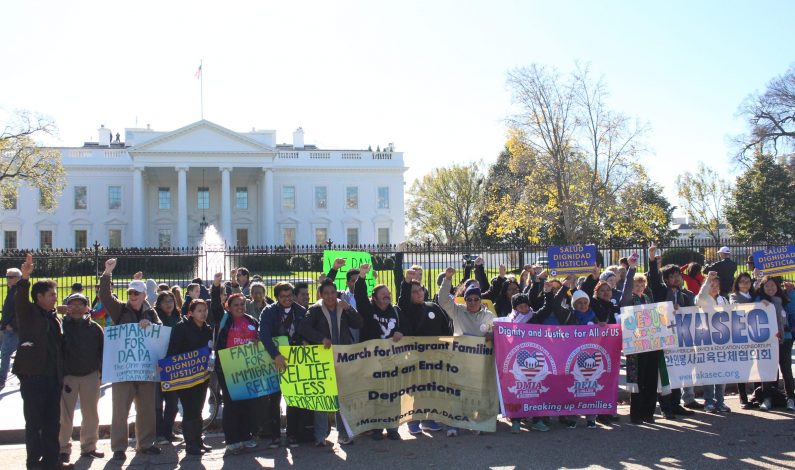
left=93, top=240, right=101, bottom=280
left=425, top=238, right=433, bottom=290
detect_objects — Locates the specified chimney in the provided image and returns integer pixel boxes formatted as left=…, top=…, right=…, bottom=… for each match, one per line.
left=293, top=127, right=304, bottom=149
left=98, top=125, right=111, bottom=146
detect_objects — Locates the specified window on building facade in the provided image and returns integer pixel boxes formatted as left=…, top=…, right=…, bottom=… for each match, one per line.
left=346, top=227, right=359, bottom=246
left=108, top=229, right=122, bottom=249
left=378, top=227, right=390, bottom=245
left=346, top=186, right=358, bottom=209
left=315, top=186, right=327, bottom=209
left=4, top=231, right=17, bottom=249
left=158, top=229, right=172, bottom=248
left=282, top=186, right=295, bottom=210
left=236, top=228, right=248, bottom=247
left=2, top=191, right=17, bottom=210
left=236, top=187, right=248, bottom=209
left=74, top=230, right=88, bottom=250
left=40, top=230, right=53, bottom=249
left=108, top=186, right=122, bottom=210
left=283, top=227, right=296, bottom=246
left=377, top=186, right=389, bottom=209
left=158, top=188, right=171, bottom=209
left=315, top=227, right=327, bottom=246
left=74, top=186, right=88, bottom=210
left=198, top=187, right=209, bottom=209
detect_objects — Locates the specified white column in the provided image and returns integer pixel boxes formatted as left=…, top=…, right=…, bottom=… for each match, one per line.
left=177, top=167, right=188, bottom=247
left=260, top=168, right=274, bottom=245
left=220, top=167, right=232, bottom=245
left=132, top=167, right=145, bottom=247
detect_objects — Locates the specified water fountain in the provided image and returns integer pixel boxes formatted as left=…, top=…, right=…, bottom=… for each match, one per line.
left=196, top=224, right=227, bottom=282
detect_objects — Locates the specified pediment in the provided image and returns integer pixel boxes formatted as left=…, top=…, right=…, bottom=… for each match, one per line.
left=104, top=218, right=127, bottom=226
left=130, top=120, right=274, bottom=154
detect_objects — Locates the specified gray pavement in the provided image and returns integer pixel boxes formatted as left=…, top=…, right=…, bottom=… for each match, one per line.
left=0, top=397, right=794, bottom=469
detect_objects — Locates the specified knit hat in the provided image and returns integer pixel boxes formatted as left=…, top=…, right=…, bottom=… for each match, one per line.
left=128, top=280, right=147, bottom=293
left=599, top=271, right=616, bottom=282
left=571, top=290, right=590, bottom=305
left=511, top=293, right=530, bottom=310
left=463, top=285, right=481, bottom=299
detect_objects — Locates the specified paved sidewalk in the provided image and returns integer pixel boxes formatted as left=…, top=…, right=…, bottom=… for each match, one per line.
left=0, top=398, right=793, bottom=470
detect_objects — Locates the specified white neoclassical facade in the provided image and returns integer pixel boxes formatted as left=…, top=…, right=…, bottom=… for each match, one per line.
left=1, top=120, right=406, bottom=249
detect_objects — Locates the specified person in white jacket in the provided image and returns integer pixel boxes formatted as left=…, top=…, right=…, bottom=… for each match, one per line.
left=696, top=271, right=730, bottom=413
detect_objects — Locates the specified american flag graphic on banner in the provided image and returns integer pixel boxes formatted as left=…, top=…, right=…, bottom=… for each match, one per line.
left=517, top=350, right=545, bottom=379
left=576, top=351, right=603, bottom=380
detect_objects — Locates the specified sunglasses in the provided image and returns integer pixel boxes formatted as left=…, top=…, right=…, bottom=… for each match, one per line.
left=465, top=297, right=481, bottom=302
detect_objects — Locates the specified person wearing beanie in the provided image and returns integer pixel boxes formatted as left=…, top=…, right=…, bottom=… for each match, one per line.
left=438, top=267, right=496, bottom=437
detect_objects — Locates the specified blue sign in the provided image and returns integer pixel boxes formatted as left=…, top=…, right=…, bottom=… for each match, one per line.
left=547, top=245, right=597, bottom=276
left=753, top=245, right=795, bottom=277
left=158, top=346, right=211, bottom=392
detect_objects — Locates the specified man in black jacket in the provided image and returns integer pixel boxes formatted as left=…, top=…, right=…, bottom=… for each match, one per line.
left=58, top=294, right=104, bottom=463
left=703, top=246, right=737, bottom=298
left=0, top=267, right=21, bottom=391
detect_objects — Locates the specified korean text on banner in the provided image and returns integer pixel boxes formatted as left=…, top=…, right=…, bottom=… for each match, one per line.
left=218, top=341, right=280, bottom=400
left=102, top=324, right=171, bottom=383
left=278, top=345, right=339, bottom=411
left=334, top=336, right=498, bottom=436
left=619, top=301, right=677, bottom=355
left=323, top=250, right=376, bottom=295
left=753, top=245, right=795, bottom=277
left=158, top=347, right=211, bottom=392
left=665, top=303, right=780, bottom=388
left=547, top=245, right=597, bottom=276
left=494, top=323, right=621, bottom=418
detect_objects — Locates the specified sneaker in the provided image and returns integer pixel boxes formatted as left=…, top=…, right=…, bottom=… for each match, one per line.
left=155, top=436, right=171, bottom=446
left=760, top=398, right=772, bottom=411
left=243, top=439, right=258, bottom=449
left=787, top=398, right=795, bottom=411
left=511, top=420, right=521, bottom=434
left=226, top=443, right=243, bottom=454
left=596, top=415, right=611, bottom=425
left=717, top=404, right=731, bottom=413
left=268, top=438, right=280, bottom=449
left=566, top=419, right=577, bottom=429
left=386, top=430, right=401, bottom=440
left=407, top=422, right=422, bottom=434
left=673, top=405, right=695, bottom=416
left=586, top=420, right=596, bottom=429
left=338, top=436, right=354, bottom=445
left=80, top=450, right=104, bottom=458
left=531, top=421, right=550, bottom=432
left=642, top=416, right=656, bottom=424
left=684, top=401, right=704, bottom=409
left=741, top=402, right=756, bottom=410
left=705, top=403, right=716, bottom=413
left=421, top=421, right=443, bottom=432
left=446, top=428, right=458, bottom=437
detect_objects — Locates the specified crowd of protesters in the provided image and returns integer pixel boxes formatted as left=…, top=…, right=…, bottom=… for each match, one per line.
left=1, top=244, right=794, bottom=468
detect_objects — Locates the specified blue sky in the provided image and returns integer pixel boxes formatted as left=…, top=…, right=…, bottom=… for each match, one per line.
left=1, top=0, right=793, bottom=208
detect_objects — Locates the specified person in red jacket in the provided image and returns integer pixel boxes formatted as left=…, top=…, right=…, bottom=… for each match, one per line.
left=680, top=262, right=704, bottom=294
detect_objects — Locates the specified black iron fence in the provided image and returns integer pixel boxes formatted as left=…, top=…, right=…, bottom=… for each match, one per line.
left=0, top=238, right=791, bottom=304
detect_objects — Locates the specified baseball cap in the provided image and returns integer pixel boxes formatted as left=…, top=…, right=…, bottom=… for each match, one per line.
left=65, top=293, right=89, bottom=305
left=718, top=246, right=731, bottom=254
left=128, top=280, right=147, bottom=293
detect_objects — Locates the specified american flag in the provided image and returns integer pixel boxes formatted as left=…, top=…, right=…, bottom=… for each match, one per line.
left=517, top=350, right=545, bottom=378
left=576, top=351, right=603, bottom=380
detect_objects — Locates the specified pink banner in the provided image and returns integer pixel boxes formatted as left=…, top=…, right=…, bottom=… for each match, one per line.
left=494, top=323, right=622, bottom=417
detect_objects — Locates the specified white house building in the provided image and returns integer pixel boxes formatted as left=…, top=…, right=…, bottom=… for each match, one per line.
left=1, top=120, right=407, bottom=249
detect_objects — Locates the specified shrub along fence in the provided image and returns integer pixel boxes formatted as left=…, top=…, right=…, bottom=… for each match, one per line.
left=0, top=238, right=791, bottom=304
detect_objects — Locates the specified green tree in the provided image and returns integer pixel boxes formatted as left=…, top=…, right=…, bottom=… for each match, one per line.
left=675, top=163, right=731, bottom=243
left=406, top=163, right=484, bottom=244
left=603, top=171, right=678, bottom=244
left=725, top=153, right=795, bottom=242
left=0, top=111, right=65, bottom=211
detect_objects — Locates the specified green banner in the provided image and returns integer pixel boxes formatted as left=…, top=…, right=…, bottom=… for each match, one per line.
left=323, top=250, right=376, bottom=295
left=333, top=336, right=498, bottom=436
left=278, top=345, right=339, bottom=411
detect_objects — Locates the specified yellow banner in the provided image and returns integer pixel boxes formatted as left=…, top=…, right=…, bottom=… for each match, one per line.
left=333, top=336, right=498, bottom=435
left=278, top=345, right=339, bottom=411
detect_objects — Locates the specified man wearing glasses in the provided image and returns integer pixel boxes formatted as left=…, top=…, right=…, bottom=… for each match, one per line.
left=227, top=267, right=253, bottom=297
left=0, top=267, right=22, bottom=391
left=98, top=258, right=162, bottom=461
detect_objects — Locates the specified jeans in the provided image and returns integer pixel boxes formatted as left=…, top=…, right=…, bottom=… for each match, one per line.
left=703, top=384, right=725, bottom=407
left=0, top=330, right=19, bottom=386
left=314, top=411, right=349, bottom=443
left=20, top=375, right=61, bottom=468
left=155, top=388, right=179, bottom=439
left=681, top=387, right=696, bottom=404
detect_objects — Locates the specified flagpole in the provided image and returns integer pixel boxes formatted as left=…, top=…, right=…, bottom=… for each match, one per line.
left=200, top=59, right=204, bottom=120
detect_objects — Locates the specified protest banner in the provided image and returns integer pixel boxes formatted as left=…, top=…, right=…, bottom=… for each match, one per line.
left=158, top=346, right=211, bottom=392
left=618, top=301, right=677, bottom=355
left=102, top=323, right=171, bottom=383
left=665, top=303, right=780, bottom=388
left=323, top=250, right=376, bottom=295
left=753, top=245, right=795, bottom=278
left=334, top=336, right=498, bottom=435
left=217, top=341, right=280, bottom=400
left=278, top=345, right=339, bottom=411
left=493, top=323, right=621, bottom=418
left=547, top=245, right=597, bottom=276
